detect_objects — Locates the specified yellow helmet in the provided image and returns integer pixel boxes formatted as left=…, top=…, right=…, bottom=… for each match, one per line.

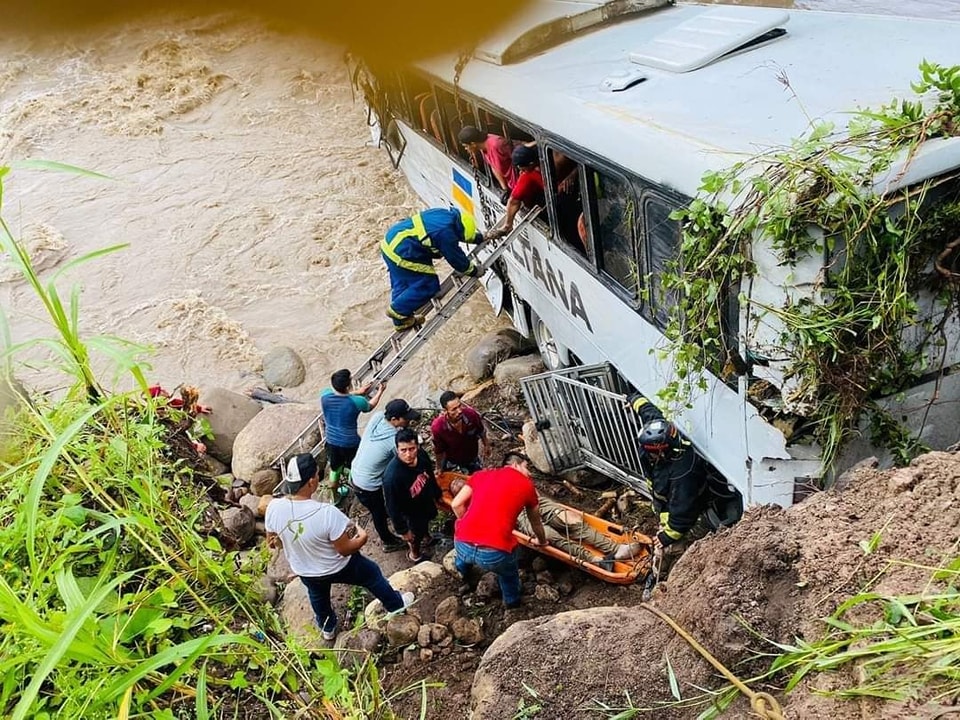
left=458, top=210, right=479, bottom=241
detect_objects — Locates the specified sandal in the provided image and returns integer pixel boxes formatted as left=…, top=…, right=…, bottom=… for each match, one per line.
left=407, top=552, right=426, bottom=563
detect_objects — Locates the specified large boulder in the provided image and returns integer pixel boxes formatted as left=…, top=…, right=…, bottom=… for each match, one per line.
left=364, top=561, right=446, bottom=624
left=521, top=419, right=551, bottom=474
left=493, top=355, right=544, bottom=400
left=465, top=328, right=533, bottom=383
left=470, top=608, right=666, bottom=720
left=231, top=402, right=321, bottom=481
left=262, top=346, right=306, bottom=389
left=278, top=578, right=316, bottom=641
left=199, top=387, right=263, bottom=463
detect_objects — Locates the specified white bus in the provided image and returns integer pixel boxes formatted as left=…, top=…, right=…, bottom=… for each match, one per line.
left=351, top=1, right=960, bottom=509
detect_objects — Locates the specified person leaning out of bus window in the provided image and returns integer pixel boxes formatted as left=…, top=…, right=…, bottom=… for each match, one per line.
left=380, top=208, right=484, bottom=331
left=628, top=392, right=712, bottom=575
left=489, top=143, right=545, bottom=238
left=458, top=125, right=517, bottom=204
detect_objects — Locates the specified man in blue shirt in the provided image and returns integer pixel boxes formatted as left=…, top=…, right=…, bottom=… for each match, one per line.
left=381, top=208, right=484, bottom=330
left=320, top=368, right=385, bottom=498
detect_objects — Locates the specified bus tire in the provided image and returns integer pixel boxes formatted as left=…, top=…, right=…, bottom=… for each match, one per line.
left=529, top=309, right=570, bottom=371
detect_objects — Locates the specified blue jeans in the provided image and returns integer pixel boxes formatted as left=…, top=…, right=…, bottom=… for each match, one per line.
left=300, top=553, right=403, bottom=634
left=454, top=540, right=521, bottom=606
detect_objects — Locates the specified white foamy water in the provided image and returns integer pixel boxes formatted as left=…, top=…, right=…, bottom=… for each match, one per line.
left=1, top=1, right=957, bottom=407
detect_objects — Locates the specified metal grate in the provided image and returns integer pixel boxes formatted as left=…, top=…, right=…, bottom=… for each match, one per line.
left=521, top=362, right=649, bottom=495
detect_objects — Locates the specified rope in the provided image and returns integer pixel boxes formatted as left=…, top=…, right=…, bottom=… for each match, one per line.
left=639, top=603, right=785, bottom=720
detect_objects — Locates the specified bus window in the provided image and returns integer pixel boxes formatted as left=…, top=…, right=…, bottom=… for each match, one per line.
left=586, top=168, right=639, bottom=296
left=434, top=86, right=477, bottom=162
left=400, top=74, right=444, bottom=145
left=644, top=195, right=681, bottom=328
left=544, top=148, right=586, bottom=254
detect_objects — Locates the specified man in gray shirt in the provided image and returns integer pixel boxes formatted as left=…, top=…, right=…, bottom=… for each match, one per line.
left=350, top=398, right=421, bottom=552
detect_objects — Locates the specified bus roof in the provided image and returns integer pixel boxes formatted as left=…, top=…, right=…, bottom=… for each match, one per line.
left=418, top=3, right=960, bottom=195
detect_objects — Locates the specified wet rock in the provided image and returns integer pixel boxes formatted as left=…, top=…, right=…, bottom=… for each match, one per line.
left=231, top=402, right=321, bottom=482
left=530, top=557, right=548, bottom=573
left=442, top=548, right=459, bottom=576
left=434, top=596, right=461, bottom=627
left=465, top=328, right=532, bottom=382
left=262, top=346, right=306, bottom=389
left=335, top=628, right=383, bottom=668
left=198, top=454, right=229, bottom=476
left=429, top=623, right=449, bottom=643
left=451, top=616, right=484, bottom=644
left=493, top=355, right=544, bottom=400
left=257, top=576, right=277, bottom=604
left=238, top=493, right=261, bottom=516
left=386, top=614, right=421, bottom=647
left=557, top=577, right=575, bottom=596
left=521, top=419, right=552, bottom=474
left=250, top=468, right=281, bottom=496
left=535, top=570, right=553, bottom=585
left=561, top=467, right=611, bottom=490
left=0, top=372, right=29, bottom=455
left=365, top=562, right=445, bottom=624
left=417, top=624, right=433, bottom=647
left=220, top=506, right=256, bottom=545
left=476, top=572, right=501, bottom=599
left=266, top=547, right=294, bottom=583
left=419, top=647, right=434, bottom=662
left=278, top=578, right=315, bottom=641
left=534, top=584, right=560, bottom=603
left=198, top=387, right=263, bottom=463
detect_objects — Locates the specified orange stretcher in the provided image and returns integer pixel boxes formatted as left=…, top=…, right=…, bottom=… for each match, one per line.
left=436, top=472, right=653, bottom=585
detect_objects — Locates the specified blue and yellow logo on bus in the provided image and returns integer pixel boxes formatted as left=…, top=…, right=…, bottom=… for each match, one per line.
left=451, top=167, right=474, bottom=216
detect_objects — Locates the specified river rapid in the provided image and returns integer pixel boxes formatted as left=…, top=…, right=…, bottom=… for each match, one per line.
left=1, top=1, right=957, bottom=407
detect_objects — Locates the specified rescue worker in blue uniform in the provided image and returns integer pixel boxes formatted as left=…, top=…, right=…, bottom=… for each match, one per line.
left=381, top=208, right=484, bottom=330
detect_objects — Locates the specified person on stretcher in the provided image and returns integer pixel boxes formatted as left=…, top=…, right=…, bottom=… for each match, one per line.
left=449, top=477, right=643, bottom=570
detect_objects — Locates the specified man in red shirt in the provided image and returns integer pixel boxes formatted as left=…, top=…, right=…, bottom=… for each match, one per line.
left=496, top=144, right=545, bottom=235
left=431, top=390, right=489, bottom=474
left=452, top=451, right=548, bottom=608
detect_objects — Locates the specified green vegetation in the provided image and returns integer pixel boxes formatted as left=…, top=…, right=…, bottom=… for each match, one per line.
left=0, top=165, right=408, bottom=718
left=658, top=61, right=960, bottom=471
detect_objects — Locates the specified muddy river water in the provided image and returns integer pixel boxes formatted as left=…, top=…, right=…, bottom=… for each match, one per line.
left=1, top=1, right=957, bottom=406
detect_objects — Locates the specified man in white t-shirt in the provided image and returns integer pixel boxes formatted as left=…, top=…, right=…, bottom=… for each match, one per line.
left=265, top=453, right=413, bottom=640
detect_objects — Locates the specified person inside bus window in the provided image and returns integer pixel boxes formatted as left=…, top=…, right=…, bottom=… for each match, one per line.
left=458, top=125, right=516, bottom=203
left=491, top=143, right=545, bottom=237
left=381, top=208, right=484, bottom=331
left=551, top=150, right=583, bottom=252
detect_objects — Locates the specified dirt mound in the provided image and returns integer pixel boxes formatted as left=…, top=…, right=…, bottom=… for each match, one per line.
left=469, top=451, right=960, bottom=719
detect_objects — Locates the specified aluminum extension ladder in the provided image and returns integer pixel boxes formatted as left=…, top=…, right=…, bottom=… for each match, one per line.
left=271, top=207, right=541, bottom=469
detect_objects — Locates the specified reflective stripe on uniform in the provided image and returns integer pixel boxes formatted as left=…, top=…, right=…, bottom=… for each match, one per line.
left=380, top=213, right=437, bottom=275
left=659, top=512, right=684, bottom=540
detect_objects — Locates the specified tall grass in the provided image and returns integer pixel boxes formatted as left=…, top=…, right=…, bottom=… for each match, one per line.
left=0, top=165, right=403, bottom=718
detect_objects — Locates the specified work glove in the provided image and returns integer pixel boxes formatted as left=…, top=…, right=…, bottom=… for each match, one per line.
left=499, top=187, right=511, bottom=205
left=462, top=263, right=480, bottom=278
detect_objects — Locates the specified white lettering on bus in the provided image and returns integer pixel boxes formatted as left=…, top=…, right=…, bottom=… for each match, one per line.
left=510, top=236, right=593, bottom=332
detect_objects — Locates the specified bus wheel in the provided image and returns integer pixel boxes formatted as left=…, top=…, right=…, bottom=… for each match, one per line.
left=530, top=310, right=569, bottom=371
